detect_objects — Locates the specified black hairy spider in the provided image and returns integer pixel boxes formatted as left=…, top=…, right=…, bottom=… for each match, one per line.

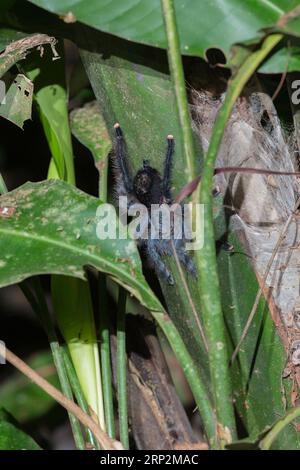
left=113, top=123, right=197, bottom=285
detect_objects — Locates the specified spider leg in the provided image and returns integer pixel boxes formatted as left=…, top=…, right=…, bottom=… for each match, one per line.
left=114, top=123, right=133, bottom=193
left=162, top=135, right=174, bottom=201
left=174, top=239, right=197, bottom=278
left=146, top=239, right=174, bottom=285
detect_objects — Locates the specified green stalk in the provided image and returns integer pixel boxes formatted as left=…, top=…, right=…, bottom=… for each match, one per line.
left=260, top=406, right=300, bottom=450
left=198, top=33, right=282, bottom=443
left=99, top=274, right=115, bottom=438
left=160, top=0, right=197, bottom=181
left=161, top=0, right=220, bottom=447
left=117, top=287, right=129, bottom=449
left=62, top=347, right=99, bottom=449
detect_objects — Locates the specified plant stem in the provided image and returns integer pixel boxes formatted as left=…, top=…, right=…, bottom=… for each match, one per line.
left=161, top=0, right=219, bottom=447
left=51, top=344, right=86, bottom=450
left=117, top=287, right=129, bottom=449
left=160, top=0, right=197, bottom=181
left=198, top=33, right=282, bottom=443
left=99, top=274, right=115, bottom=439
left=63, top=347, right=99, bottom=449
left=260, top=406, right=300, bottom=450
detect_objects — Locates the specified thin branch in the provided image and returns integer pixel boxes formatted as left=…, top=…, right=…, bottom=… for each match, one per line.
left=175, top=167, right=300, bottom=204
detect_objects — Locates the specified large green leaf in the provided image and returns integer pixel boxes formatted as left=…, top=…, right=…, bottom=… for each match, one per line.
left=0, top=409, right=41, bottom=450
left=0, top=179, right=161, bottom=312
left=27, top=0, right=300, bottom=59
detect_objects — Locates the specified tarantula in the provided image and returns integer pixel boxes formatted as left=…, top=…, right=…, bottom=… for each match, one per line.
left=113, top=123, right=197, bottom=285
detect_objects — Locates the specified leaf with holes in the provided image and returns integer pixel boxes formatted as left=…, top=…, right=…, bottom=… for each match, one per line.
left=0, top=73, right=33, bottom=128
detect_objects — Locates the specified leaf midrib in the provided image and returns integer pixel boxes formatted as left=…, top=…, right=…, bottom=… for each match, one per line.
left=0, top=226, right=156, bottom=306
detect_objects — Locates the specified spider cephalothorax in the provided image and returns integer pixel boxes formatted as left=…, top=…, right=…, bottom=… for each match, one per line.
left=113, top=123, right=196, bottom=285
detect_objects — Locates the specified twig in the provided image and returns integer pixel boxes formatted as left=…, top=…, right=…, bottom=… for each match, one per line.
left=0, top=344, right=123, bottom=450
left=176, top=167, right=300, bottom=204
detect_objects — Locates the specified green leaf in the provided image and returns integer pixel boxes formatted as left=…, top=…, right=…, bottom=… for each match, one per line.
left=52, top=275, right=105, bottom=428
left=259, top=46, right=300, bottom=73
left=0, top=179, right=161, bottom=312
left=22, top=44, right=73, bottom=182
left=0, top=73, right=33, bottom=128
left=0, top=28, right=27, bottom=52
left=0, top=409, right=41, bottom=450
left=0, top=351, right=59, bottom=423
left=70, top=100, right=111, bottom=200
left=27, top=0, right=300, bottom=59
left=70, top=100, right=111, bottom=170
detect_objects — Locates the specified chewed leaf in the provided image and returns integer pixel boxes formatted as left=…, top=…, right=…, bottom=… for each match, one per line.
left=0, top=74, right=33, bottom=128
left=0, top=179, right=162, bottom=312
left=0, top=32, right=58, bottom=79
left=70, top=100, right=112, bottom=169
